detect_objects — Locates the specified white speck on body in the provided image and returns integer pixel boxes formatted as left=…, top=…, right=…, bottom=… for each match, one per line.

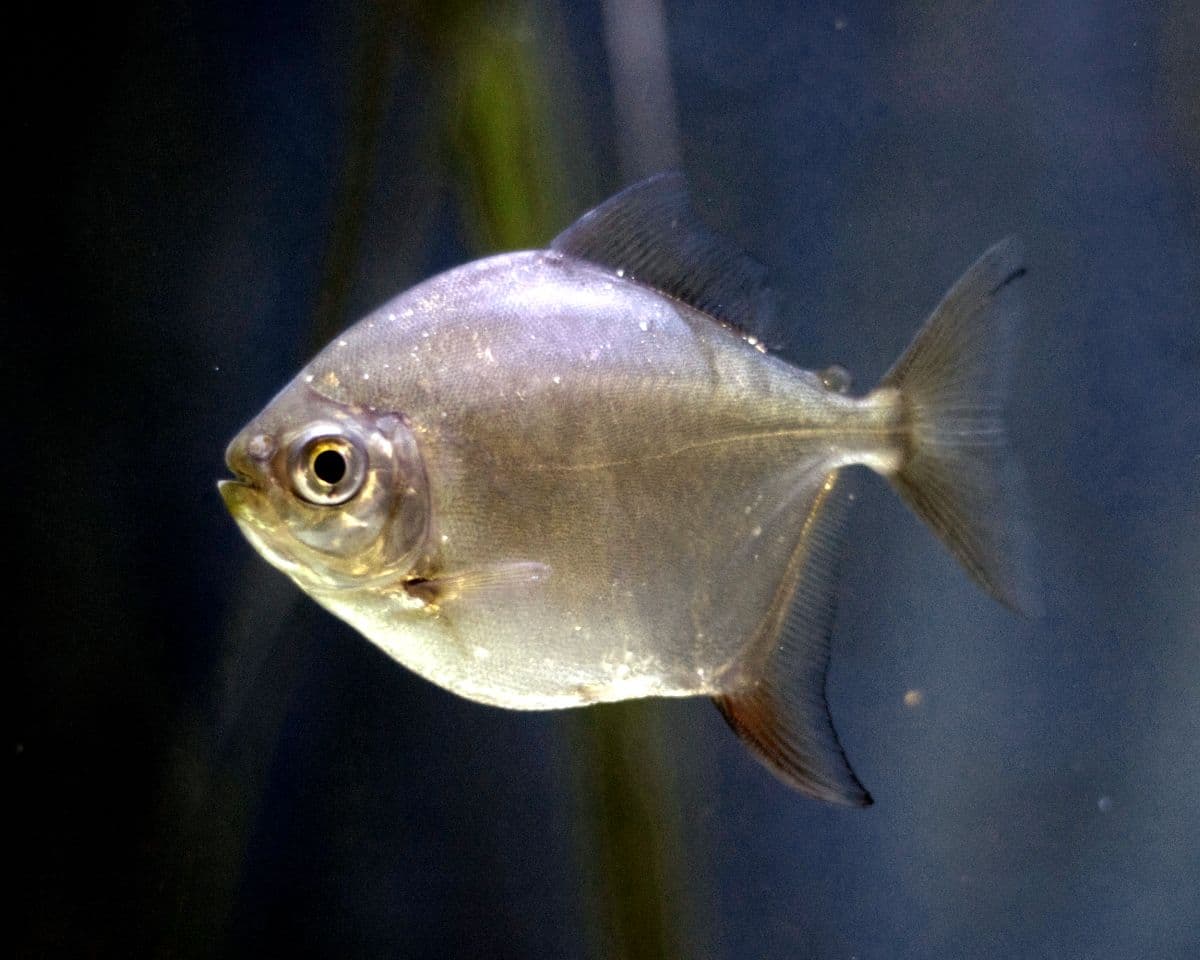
left=304, top=374, right=314, bottom=384
left=616, top=268, right=626, bottom=278
left=1097, top=795, right=1113, bottom=813
left=750, top=525, right=762, bottom=538
left=440, top=534, right=449, bottom=544
left=337, top=339, right=347, bottom=348
left=638, top=319, right=649, bottom=332
left=361, top=372, right=370, bottom=380
left=552, top=375, right=561, bottom=385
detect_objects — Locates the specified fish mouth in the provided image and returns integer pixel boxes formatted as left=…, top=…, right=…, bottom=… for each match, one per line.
left=217, top=469, right=263, bottom=521
left=218, top=451, right=256, bottom=484
left=220, top=433, right=263, bottom=496
left=220, top=427, right=283, bottom=525
left=217, top=474, right=252, bottom=493
left=217, top=453, right=257, bottom=496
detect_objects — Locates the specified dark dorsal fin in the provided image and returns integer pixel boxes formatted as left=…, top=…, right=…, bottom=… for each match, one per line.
left=713, top=470, right=872, bottom=806
left=551, top=173, right=777, bottom=335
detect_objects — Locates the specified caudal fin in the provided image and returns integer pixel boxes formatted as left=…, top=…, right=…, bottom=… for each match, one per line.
left=876, top=238, right=1037, bottom=614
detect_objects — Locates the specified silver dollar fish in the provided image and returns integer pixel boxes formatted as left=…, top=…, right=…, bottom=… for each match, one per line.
left=220, top=174, right=1030, bottom=805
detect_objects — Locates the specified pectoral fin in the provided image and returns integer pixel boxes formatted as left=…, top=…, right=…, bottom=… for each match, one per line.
left=403, top=561, right=550, bottom=608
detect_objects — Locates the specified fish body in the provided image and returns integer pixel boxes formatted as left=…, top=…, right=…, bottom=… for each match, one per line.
left=221, top=175, right=1029, bottom=804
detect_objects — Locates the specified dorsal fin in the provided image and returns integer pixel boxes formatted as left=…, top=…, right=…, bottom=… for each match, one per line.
left=713, top=470, right=871, bottom=806
left=551, top=173, right=777, bottom=335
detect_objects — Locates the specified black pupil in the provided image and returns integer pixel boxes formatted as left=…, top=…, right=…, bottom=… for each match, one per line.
left=313, top=448, right=347, bottom=485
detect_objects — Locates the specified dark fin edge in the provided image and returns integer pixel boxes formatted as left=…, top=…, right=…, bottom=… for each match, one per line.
left=878, top=237, right=1040, bottom=616
left=714, top=472, right=872, bottom=807
left=551, top=172, right=779, bottom=337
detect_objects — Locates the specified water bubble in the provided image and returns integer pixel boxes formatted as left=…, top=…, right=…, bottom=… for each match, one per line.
left=820, top=364, right=853, bottom=393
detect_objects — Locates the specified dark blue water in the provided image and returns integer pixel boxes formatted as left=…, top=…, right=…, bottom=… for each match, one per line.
left=17, top=2, right=1198, bottom=957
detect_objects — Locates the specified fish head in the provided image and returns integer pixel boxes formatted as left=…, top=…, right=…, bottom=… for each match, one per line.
left=219, top=381, right=430, bottom=594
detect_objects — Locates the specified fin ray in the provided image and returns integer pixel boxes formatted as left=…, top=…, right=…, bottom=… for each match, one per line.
left=404, top=561, right=550, bottom=606
left=551, top=173, right=778, bottom=336
left=714, top=471, right=872, bottom=806
left=877, top=237, right=1038, bottom=614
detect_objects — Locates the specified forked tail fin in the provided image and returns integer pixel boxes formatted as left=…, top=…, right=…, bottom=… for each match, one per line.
left=875, top=237, right=1037, bottom=614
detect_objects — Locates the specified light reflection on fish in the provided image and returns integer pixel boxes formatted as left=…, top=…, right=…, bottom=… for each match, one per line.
left=220, top=174, right=1031, bottom=805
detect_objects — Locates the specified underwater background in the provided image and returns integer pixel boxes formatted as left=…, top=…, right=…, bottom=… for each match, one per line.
left=16, top=1, right=1198, bottom=957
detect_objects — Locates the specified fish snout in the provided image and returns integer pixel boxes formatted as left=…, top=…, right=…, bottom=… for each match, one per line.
left=223, top=431, right=277, bottom=482
left=218, top=431, right=279, bottom=517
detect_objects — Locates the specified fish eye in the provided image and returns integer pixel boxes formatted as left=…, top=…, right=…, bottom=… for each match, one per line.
left=289, top=432, right=366, bottom=506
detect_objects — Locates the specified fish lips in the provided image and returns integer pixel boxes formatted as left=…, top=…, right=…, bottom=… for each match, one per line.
left=216, top=473, right=293, bottom=571
left=219, top=429, right=277, bottom=517
left=218, top=472, right=273, bottom=530
left=218, top=444, right=266, bottom=522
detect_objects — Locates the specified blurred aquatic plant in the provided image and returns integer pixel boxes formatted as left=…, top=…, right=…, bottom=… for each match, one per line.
left=226, top=0, right=708, bottom=955
left=411, top=2, right=709, bottom=956
left=405, top=0, right=587, bottom=251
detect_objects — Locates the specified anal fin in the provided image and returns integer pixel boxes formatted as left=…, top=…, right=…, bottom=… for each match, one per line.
left=714, top=471, right=871, bottom=806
